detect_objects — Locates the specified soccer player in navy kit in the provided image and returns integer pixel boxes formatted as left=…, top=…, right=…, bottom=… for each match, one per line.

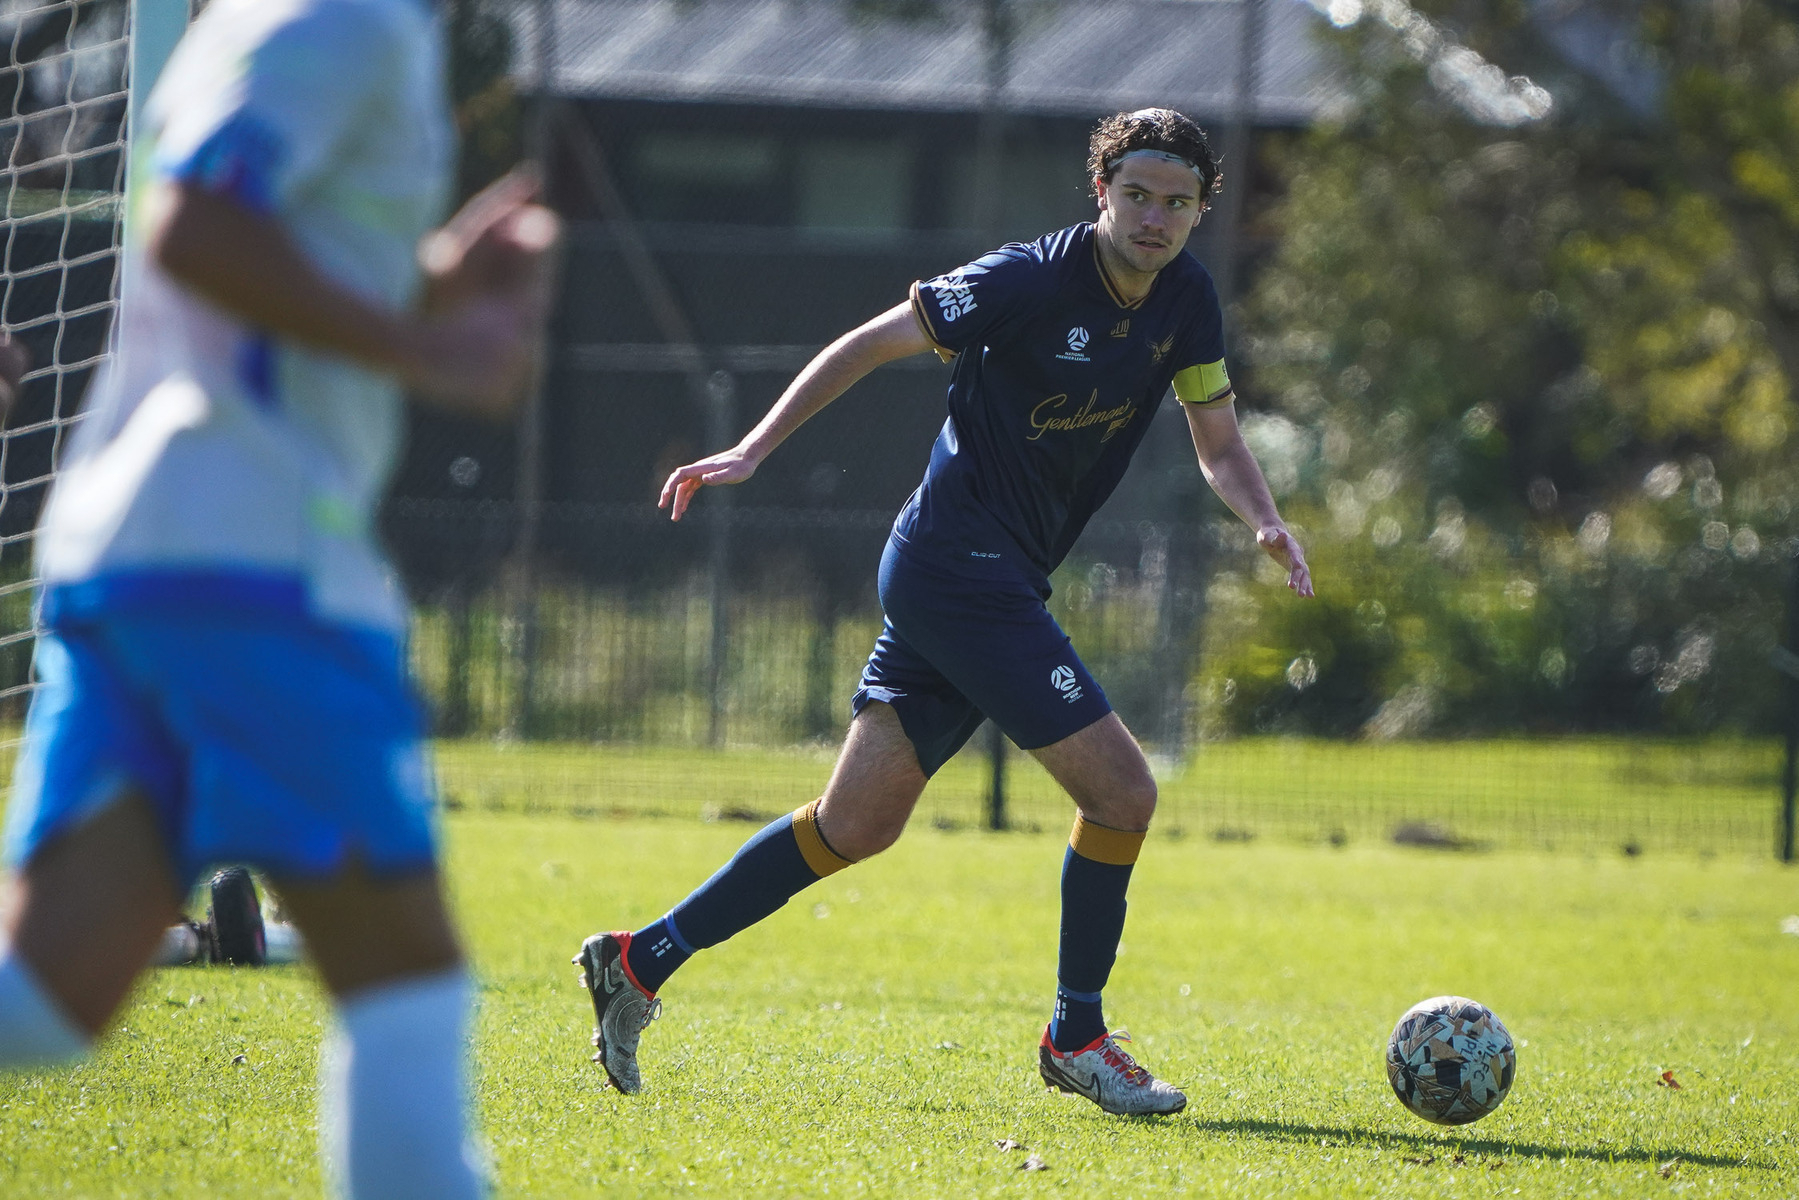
left=577, top=108, right=1312, bottom=1115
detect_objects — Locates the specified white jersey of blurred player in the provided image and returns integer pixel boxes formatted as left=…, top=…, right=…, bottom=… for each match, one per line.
left=0, top=2, right=555, bottom=1199
left=39, top=0, right=450, bottom=632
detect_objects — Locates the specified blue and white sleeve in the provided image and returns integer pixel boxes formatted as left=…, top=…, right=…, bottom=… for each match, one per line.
left=151, top=1, right=407, bottom=214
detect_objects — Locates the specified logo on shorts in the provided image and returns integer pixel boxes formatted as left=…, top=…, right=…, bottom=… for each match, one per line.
left=1050, top=664, right=1084, bottom=703
left=1056, top=327, right=1092, bottom=362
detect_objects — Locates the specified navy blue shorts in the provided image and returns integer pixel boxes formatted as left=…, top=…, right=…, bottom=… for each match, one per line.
left=852, top=541, right=1111, bottom=776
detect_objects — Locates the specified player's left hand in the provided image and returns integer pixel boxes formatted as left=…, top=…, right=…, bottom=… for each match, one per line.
left=1257, top=525, right=1313, bottom=598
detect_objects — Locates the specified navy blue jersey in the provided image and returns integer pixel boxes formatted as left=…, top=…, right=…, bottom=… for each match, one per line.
left=897, top=222, right=1231, bottom=589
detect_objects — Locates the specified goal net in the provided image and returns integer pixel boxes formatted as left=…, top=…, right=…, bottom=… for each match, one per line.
left=0, top=0, right=186, bottom=730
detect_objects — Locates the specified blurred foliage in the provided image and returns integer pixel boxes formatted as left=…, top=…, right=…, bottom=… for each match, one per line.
left=1216, top=0, right=1799, bottom=737
left=1198, top=519, right=1784, bottom=738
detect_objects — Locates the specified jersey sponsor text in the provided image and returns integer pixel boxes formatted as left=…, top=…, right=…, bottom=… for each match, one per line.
left=927, top=271, right=979, bottom=322
left=1028, top=390, right=1138, bottom=443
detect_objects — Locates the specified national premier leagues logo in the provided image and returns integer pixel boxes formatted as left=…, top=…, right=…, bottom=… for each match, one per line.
left=1050, top=664, right=1084, bottom=703
left=926, top=270, right=978, bottom=322
left=1056, top=326, right=1091, bottom=362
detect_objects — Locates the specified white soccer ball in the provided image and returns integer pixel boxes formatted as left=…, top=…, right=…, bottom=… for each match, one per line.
left=1385, top=995, right=1516, bottom=1125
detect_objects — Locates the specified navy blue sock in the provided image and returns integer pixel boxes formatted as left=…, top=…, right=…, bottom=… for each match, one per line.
left=1052, top=985, right=1106, bottom=1052
left=626, top=917, right=692, bottom=994
left=1050, top=817, right=1143, bottom=1052
left=626, top=800, right=851, bottom=994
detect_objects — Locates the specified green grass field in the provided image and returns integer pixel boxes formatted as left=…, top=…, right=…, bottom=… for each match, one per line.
left=3, top=811, right=1796, bottom=1197
left=433, top=734, right=1782, bottom=854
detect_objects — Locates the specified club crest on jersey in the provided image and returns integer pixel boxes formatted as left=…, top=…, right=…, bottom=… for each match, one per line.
left=1056, top=326, right=1092, bottom=362
left=1050, top=665, right=1084, bottom=703
left=1150, top=333, right=1176, bottom=364
left=926, top=270, right=978, bottom=322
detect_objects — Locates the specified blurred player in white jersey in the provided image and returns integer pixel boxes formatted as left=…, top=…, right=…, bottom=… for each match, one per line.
left=0, top=1, right=557, bottom=1197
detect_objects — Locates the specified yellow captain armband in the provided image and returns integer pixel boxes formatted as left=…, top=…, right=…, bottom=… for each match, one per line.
left=1172, top=359, right=1235, bottom=406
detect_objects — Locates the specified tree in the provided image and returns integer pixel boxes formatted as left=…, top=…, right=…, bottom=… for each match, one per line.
left=1202, top=0, right=1797, bottom=738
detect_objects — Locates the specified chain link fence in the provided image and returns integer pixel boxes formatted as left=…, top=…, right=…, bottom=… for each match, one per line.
left=384, top=497, right=1791, bottom=856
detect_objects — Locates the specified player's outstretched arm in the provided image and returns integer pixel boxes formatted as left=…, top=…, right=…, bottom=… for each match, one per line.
left=1184, top=399, right=1314, bottom=598
left=150, top=179, right=558, bottom=419
left=659, top=301, right=932, bottom=520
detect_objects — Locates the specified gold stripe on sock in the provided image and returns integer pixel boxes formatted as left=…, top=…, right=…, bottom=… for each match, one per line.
left=792, top=799, right=853, bottom=877
left=1069, top=814, right=1145, bottom=866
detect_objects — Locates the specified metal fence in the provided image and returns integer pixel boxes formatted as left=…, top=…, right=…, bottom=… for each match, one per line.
left=388, top=500, right=1211, bottom=745
left=385, top=499, right=1795, bottom=857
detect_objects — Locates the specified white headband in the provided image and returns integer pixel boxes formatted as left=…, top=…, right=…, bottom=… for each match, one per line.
left=1104, top=148, right=1205, bottom=180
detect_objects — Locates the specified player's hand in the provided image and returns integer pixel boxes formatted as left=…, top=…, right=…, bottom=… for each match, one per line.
left=659, top=450, right=759, bottom=521
left=419, top=170, right=561, bottom=314
left=407, top=174, right=561, bottom=418
left=1258, top=525, right=1314, bottom=598
left=408, top=296, right=541, bottom=418
left=0, top=335, right=28, bottom=426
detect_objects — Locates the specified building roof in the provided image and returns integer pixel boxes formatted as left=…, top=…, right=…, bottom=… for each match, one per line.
left=510, top=0, right=1349, bottom=124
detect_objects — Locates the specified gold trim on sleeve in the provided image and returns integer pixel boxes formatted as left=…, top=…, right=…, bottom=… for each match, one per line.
left=909, top=281, right=957, bottom=363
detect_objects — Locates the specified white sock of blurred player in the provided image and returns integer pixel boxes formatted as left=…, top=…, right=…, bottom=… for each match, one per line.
left=0, top=950, right=87, bottom=1068
left=322, top=968, right=482, bottom=1200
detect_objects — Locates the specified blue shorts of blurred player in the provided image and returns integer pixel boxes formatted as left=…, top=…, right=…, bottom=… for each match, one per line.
left=5, top=601, right=438, bottom=889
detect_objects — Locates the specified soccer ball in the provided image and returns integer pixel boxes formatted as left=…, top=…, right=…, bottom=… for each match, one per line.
left=1385, top=996, right=1515, bottom=1125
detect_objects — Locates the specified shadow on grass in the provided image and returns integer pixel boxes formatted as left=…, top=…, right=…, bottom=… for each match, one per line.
left=1184, top=1117, right=1761, bottom=1171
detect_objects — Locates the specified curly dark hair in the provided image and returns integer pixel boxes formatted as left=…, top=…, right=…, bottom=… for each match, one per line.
left=1087, top=108, right=1221, bottom=205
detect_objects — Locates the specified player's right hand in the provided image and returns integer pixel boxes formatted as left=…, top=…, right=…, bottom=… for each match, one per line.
left=659, top=450, right=759, bottom=521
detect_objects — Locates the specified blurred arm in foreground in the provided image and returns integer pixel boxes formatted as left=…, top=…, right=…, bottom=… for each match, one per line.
left=152, top=167, right=559, bottom=419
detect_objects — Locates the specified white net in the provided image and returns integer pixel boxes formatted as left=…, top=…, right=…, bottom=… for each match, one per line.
left=0, top=0, right=133, bottom=718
